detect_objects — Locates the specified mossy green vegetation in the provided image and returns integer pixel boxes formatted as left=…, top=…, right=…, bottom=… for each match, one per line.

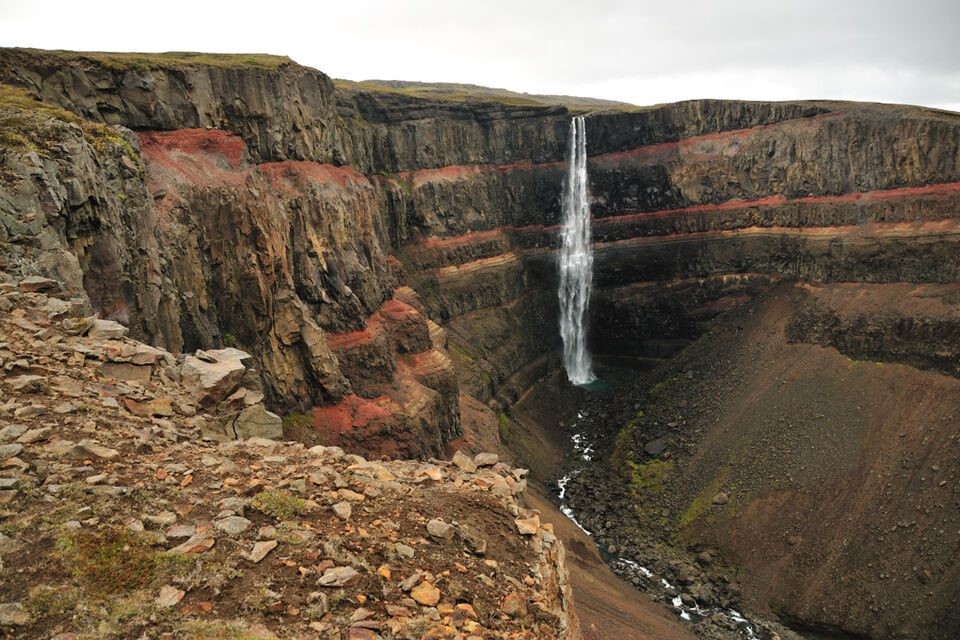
left=378, top=170, right=413, bottom=192
left=0, top=83, right=142, bottom=170
left=177, top=620, right=282, bottom=640
left=334, top=78, right=641, bottom=112
left=10, top=48, right=295, bottom=72
left=55, top=527, right=160, bottom=595
left=676, top=466, right=731, bottom=529
left=252, top=490, right=306, bottom=521
left=448, top=340, right=479, bottom=364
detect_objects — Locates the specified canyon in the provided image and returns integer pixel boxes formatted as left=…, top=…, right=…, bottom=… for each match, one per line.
left=0, top=48, right=957, bottom=639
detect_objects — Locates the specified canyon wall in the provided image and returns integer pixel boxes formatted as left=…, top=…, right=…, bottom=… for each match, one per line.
left=1, top=48, right=958, bottom=639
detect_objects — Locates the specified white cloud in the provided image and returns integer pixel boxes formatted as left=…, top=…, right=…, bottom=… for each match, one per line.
left=2, top=0, right=958, bottom=111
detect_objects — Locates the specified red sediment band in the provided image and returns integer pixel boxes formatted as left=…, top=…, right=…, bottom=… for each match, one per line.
left=402, top=182, right=960, bottom=253
left=587, top=219, right=960, bottom=249
left=259, top=161, right=368, bottom=190
left=592, top=181, right=960, bottom=229
left=138, top=128, right=249, bottom=170
left=312, top=395, right=392, bottom=434
left=386, top=112, right=846, bottom=185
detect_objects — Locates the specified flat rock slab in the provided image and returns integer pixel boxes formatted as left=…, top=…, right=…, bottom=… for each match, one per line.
left=410, top=582, right=441, bottom=606
left=101, top=362, right=152, bottom=382
left=156, top=585, right=185, bottom=608
left=318, top=566, right=361, bottom=587
left=248, top=539, right=277, bottom=563
left=452, top=450, right=477, bottom=473
left=515, top=514, right=540, bottom=535
left=170, top=534, right=215, bottom=554
left=427, top=518, right=455, bottom=540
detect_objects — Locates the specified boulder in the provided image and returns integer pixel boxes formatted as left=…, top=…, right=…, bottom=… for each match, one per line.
left=88, top=319, right=128, bottom=339
left=181, top=349, right=250, bottom=406
left=232, top=403, right=283, bottom=441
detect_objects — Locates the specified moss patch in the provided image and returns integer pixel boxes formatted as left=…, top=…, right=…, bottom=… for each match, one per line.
left=56, top=527, right=160, bottom=595
left=9, top=48, right=295, bottom=72
left=251, top=490, right=306, bottom=521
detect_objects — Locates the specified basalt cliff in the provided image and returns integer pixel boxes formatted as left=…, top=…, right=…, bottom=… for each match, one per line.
left=0, top=49, right=957, bottom=640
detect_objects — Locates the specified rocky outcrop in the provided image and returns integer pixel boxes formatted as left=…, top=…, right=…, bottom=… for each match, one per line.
left=0, top=284, right=579, bottom=640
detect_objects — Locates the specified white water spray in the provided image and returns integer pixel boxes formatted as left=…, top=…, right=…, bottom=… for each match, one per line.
left=558, top=116, right=596, bottom=385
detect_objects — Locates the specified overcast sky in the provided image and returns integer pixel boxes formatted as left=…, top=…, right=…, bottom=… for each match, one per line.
left=4, top=0, right=959, bottom=111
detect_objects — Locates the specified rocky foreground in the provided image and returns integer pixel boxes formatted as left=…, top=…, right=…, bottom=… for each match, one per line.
left=0, top=280, right=577, bottom=639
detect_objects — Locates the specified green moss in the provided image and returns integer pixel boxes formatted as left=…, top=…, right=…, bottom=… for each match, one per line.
left=281, top=411, right=323, bottom=444
left=0, top=83, right=79, bottom=124
left=252, top=490, right=306, bottom=521
left=177, top=620, right=282, bottom=640
left=0, top=83, right=144, bottom=170
left=448, top=341, right=479, bottom=364
left=25, top=584, right=80, bottom=619
left=0, top=130, right=30, bottom=149
left=676, top=466, right=730, bottom=529
left=12, top=48, right=294, bottom=72
left=56, top=527, right=160, bottom=595
left=497, top=412, right=512, bottom=443
left=378, top=171, right=413, bottom=193
left=630, top=459, right=675, bottom=492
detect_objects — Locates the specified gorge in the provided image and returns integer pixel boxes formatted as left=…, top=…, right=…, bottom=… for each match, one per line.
left=0, top=48, right=957, bottom=640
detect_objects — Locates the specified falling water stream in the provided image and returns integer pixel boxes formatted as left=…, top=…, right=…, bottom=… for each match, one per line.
left=558, top=116, right=596, bottom=385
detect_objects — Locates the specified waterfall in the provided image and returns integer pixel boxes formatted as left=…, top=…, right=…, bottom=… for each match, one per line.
left=558, top=116, right=596, bottom=385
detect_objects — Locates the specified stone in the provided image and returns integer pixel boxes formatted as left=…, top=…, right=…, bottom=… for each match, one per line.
left=248, top=539, right=277, bottom=563
left=156, top=585, right=185, bottom=608
left=100, top=362, right=152, bottom=382
left=166, top=524, right=196, bottom=538
left=410, top=582, right=441, bottom=606
left=215, top=516, right=251, bottom=536
left=452, top=450, right=477, bottom=473
left=473, top=452, right=499, bottom=467
left=123, top=397, right=174, bottom=417
left=5, top=375, right=48, bottom=393
left=0, top=602, right=30, bottom=626
left=0, top=444, right=24, bottom=459
left=143, top=512, right=177, bottom=528
left=88, top=319, right=128, bottom=339
left=697, top=551, right=712, bottom=566
left=395, top=543, right=415, bottom=558
left=501, top=591, right=527, bottom=616
left=514, top=513, right=540, bottom=535
left=16, top=427, right=50, bottom=444
left=644, top=436, right=669, bottom=457
left=333, top=501, right=352, bottom=520
left=69, top=440, right=119, bottom=459
left=458, top=524, right=487, bottom=555
left=19, top=276, right=58, bottom=293
left=181, top=349, right=248, bottom=406
left=427, top=518, right=456, bottom=540
left=712, top=492, right=729, bottom=505
left=339, top=488, right=365, bottom=501
left=0, top=425, right=28, bottom=443
left=170, top=534, right=215, bottom=554
left=318, top=566, right=361, bottom=587
left=232, top=404, right=283, bottom=440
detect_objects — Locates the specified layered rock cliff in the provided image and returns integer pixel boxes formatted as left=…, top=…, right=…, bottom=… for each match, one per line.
left=1, top=48, right=958, bottom=640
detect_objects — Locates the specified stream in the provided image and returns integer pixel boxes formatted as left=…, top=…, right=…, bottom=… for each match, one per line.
left=556, top=403, right=758, bottom=638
